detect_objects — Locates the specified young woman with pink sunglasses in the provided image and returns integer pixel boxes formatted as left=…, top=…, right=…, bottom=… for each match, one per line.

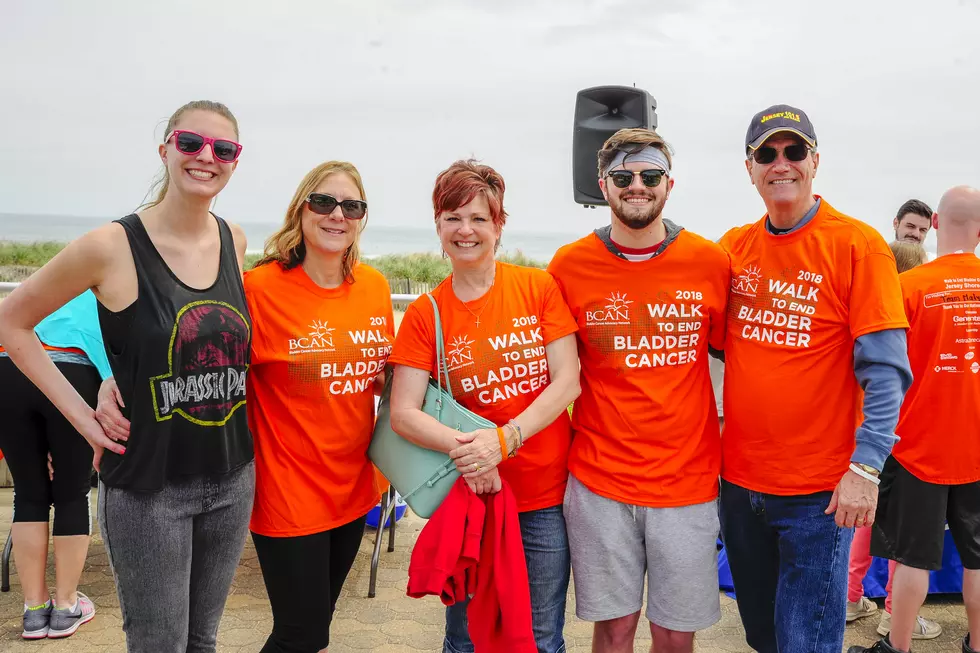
left=0, top=100, right=255, bottom=653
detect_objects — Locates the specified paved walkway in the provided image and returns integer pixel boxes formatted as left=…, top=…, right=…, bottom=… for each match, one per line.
left=0, top=488, right=967, bottom=652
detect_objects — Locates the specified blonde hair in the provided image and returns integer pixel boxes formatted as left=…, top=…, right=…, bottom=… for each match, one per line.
left=256, top=161, right=367, bottom=282
left=890, top=240, right=928, bottom=273
left=139, top=100, right=239, bottom=210
left=597, top=128, right=675, bottom=177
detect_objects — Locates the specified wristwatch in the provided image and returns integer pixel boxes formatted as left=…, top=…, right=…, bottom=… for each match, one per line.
left=854, top=463, right=880, bottom=477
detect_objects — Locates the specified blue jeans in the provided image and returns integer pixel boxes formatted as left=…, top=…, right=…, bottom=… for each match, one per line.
left=444, top=504, right=570, bottom=653
left=719, top=479, right=853, bottom=653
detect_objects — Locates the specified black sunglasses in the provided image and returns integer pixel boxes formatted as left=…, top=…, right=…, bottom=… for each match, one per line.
left=752, top=143, right=811, bottom=165
left=606, top=169, right=668, bottom=189
left=306, top=193, right=367, bottom=220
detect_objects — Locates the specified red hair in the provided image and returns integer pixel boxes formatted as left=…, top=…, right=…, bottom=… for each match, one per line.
left=432, top=159, right=508, bottom=228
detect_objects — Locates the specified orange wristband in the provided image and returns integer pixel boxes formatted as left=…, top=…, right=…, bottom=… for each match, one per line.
left=496, top=426, right=509, bottom=459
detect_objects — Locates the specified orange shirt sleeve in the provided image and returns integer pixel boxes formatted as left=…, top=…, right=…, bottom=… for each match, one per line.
left=848, top=250, right=909, bottom=339
left=539, top=273, right=578, bottom=345
left=901, top=272, right=918, bottom=324
left=389, top=300, right=436, bottom=372
left=708, top=253, right=731, bottom=350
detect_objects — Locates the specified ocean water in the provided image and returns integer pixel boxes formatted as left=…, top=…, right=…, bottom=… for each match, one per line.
left=0, top=213, right=582, bottom=262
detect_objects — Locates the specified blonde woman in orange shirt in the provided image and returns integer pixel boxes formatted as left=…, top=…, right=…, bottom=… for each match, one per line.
left=245, top=161, right=394, bottom=653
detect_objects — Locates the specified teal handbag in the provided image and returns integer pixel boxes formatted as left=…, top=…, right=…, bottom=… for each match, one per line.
left=369, top=293, right=496, bottom=518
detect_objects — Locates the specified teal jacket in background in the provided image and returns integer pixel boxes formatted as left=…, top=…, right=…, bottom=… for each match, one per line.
left=32, top=290, right=112, bottom=381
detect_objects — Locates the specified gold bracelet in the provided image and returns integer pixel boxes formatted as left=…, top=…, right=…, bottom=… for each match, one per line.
left=854, top=463, right=880, bottom=477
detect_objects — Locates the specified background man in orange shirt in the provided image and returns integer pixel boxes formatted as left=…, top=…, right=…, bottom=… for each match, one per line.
left=850, top=186, right=980, bottom=653
left=549, top=128, right=730, bottom=653
left=718, top=105, right=913, bottom=653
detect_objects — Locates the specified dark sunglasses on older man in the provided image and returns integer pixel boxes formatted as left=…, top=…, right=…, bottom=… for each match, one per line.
left=306, top=193, right=367, bottom=219
left=606, top=169, right=668, bottom=189
left=752, top=143, right=811, bottom=165
left=166, top=130, right=243, bottom=163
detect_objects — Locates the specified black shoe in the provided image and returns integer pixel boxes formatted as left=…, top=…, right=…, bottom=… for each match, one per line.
left=965, top=633, right=978, bottom=653
left=848, top=636, right=904, bottom=653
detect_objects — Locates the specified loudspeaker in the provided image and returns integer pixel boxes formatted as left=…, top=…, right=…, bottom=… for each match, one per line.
left=572, top=85, right=658, bottom=206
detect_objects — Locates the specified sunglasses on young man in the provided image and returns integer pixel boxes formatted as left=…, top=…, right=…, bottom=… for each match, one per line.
left=751, top=142, right=812, bottom=165
left=306, top=193, right=368, bottom=220
left=165, top=130, right=243, bottom=163
left=606, top=169, right=668, bottom=189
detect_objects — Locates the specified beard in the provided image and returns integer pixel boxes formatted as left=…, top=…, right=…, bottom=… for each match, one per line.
left=610, top=192, right=667, bottom=230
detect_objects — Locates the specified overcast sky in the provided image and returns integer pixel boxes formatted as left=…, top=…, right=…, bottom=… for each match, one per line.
left=2, top=0, right=978, bottom=249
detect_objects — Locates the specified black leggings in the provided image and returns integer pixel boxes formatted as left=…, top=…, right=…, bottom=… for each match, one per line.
left=251, top=515, right=367, bottom=653
left=0, top=357, right=100, bottom=536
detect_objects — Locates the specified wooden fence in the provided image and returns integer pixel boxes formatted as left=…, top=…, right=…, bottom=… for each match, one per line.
left=387, top=279, right=435, bottom=311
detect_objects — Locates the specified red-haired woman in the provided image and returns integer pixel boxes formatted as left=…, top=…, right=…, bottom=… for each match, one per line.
left=388, top=160, right=581, bottom=653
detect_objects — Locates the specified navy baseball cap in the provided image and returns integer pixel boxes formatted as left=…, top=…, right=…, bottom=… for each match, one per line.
left=744, top=104, right=817, bottom=152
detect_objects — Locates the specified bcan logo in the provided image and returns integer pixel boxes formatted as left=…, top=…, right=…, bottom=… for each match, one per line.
left=732, top=265, right=762, bottom=297
left=586, top=292, right=633, bottom=325
left=447, top=335, right=475, bottom=369
left=289, top=319, right=336, bottom=353
left=966, top=351, right=976, bottom=361
left=973, top=362, right=980, bottom=374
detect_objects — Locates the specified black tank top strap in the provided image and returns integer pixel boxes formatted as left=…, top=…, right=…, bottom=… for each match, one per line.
left=213, top=215, right=247, bottom=295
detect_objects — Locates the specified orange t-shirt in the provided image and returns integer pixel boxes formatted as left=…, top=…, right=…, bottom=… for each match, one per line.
left=387, top=261, right=578, bottom=513
left=548, top=230, right=730, bottom=507
left=721, top=200, right=908, bottom=496
left=720, top=198, right=909, bottom=495
left=892, top=254, right=980, bottom=484
left=244, top=261, right=392, bottom=536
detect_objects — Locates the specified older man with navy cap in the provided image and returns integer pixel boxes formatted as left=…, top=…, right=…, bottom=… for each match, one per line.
left=717, top=105, right=914, bottom=652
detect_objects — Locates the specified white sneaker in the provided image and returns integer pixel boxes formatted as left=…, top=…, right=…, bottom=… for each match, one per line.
left=876, top=610, right=942, bottom=640
left=847, top=595, right=878, bottom=622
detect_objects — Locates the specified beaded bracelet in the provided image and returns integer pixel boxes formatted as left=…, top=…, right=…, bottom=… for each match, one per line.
left=506, top=420, right=524, bottom=458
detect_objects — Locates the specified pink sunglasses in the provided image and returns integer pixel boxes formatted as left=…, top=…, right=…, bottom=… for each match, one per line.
left=165, top=129, right=243, bottom=163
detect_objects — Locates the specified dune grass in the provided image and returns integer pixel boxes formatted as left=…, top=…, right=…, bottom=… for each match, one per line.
left=0, top=241, right=548, bottom=285
left=0, top=241, right=66, bottom=267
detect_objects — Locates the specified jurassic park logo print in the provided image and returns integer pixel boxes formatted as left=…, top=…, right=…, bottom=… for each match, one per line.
left=150, top=300, right=250, bottom=425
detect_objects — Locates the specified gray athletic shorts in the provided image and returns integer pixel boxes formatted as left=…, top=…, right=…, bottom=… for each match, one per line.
left=563, top=474, right=722, bottom=631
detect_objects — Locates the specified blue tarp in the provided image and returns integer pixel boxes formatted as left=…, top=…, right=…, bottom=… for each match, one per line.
left=718, top=531, right=964, bottom=599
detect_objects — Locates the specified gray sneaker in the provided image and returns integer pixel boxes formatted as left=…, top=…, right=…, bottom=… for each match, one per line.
left=47, top=593, right=95, bottom=639
left=22, top=600, right=52, bottom=639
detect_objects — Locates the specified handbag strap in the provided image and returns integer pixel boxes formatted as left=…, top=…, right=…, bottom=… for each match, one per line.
left=426, top=293, right=454, bottom=395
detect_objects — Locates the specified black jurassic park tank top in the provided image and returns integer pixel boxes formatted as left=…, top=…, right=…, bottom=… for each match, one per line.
left=97, top=213, right=253, bottom=491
